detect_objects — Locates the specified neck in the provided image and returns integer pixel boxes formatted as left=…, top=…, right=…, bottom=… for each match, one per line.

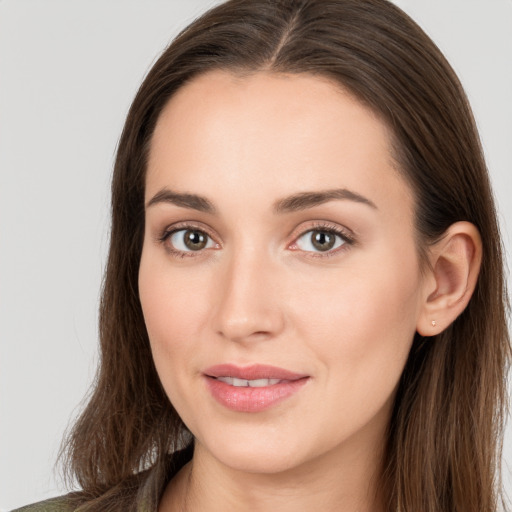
left=160, top=433, right=386, bottom=512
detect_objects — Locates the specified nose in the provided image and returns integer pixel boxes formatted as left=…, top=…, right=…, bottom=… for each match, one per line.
left=212, top=247, right=285, bottom=344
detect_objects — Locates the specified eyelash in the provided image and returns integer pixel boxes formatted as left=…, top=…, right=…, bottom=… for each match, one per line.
left=290, top=222, right=355, bottom=258
left=157, top=221, right=355, bottom=259
left=157, top=222, right=218, bottom=259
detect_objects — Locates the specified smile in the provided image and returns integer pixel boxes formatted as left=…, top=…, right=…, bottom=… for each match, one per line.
left=203, top=364, right=309, bottom=412
left=215, top=377, right=281, bottom=387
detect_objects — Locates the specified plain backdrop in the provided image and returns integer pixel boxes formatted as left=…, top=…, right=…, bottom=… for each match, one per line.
left=1, top=1, right=511, bottom=510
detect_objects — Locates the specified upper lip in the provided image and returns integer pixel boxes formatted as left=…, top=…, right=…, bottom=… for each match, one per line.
left=204, top=364, right=308, bottom=381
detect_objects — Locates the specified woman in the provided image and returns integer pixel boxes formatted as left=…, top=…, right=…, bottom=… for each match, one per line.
left=14, top=0, right=510, bottom=510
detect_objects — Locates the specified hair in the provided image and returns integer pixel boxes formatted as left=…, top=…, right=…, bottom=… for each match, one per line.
left=60, top=0, right=510, bottom=511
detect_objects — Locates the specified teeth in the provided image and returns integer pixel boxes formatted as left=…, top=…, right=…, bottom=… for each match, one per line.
left=216, top=377, right=281, bottom=387
left=249, top=378, right=281, bottom=387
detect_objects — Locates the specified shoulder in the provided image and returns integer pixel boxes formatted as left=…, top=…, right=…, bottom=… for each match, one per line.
left=11, top=495, right=75, bottom=512
left=11, top=444, right=193, bottom=512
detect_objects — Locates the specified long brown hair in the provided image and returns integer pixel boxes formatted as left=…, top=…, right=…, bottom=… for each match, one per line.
left=61, top=1, right=510, bottom=510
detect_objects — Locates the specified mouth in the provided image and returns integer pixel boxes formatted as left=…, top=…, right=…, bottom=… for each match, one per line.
left=203, top=364, right=309, bottom=412
left=214, top=376, right=283, bottom=387
left=204, top=363, right=307, bottom=381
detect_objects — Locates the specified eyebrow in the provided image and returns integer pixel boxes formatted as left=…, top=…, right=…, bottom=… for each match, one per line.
left=145, top=187, right=377, bottom=214
left=273, top=188, right=377, bottom=213
left=146, top=189, right=216, bottom=213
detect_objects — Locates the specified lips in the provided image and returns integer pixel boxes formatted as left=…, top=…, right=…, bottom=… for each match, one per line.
left=206, top=363, right=307, bottom=379
left=203, top=364, right=309, bottom=412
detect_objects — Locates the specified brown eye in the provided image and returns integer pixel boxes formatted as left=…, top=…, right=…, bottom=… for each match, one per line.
left=311, top=231, right=336, bottom=251
left=169, top=229, right=214, bottom=252
left=184, top=230, right=207, bottom=250
left=295, top=229, right=346, bottom=253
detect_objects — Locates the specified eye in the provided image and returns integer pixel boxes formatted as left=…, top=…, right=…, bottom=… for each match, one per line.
left=294, top=229, right=346, bottom=253
left=168, top=228, right=215, bottom=252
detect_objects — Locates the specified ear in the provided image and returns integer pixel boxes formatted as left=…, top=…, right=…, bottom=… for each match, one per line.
left=416, top=221, right=482, bottom=336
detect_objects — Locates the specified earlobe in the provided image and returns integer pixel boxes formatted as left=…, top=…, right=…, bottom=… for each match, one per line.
left=416, top=222, right=482, bottom=336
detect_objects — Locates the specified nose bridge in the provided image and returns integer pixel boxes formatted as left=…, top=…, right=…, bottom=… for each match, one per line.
left=213, top=242, right=284, bottom=342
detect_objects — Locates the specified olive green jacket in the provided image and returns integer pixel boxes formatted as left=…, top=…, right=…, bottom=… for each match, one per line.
left=11, top=447, right=192, bottom=512
left=12, top=497, right=76, bottom=512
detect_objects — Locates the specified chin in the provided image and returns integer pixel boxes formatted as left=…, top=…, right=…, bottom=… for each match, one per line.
left=215, top=446, right=305, bottom=475
left=194, top=424, right=312, bottom=475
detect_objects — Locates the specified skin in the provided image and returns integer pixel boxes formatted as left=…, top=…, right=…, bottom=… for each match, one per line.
left=138, top=70, right=480, bottom=511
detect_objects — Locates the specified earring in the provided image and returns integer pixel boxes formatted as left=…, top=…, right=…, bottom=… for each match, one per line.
left=431, top=320, right=436, bottom=327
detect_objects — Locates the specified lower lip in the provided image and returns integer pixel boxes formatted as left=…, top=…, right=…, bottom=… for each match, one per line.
left=204, top=377, right=309, bottom=413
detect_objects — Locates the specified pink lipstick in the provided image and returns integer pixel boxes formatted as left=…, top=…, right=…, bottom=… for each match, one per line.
left=203, top=364, right=309, bottom=412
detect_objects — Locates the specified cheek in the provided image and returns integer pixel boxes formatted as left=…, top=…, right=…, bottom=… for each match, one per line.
left=286, top=257, right=422, bottom=448
left=138, top=252, right=214, bottom=424
left=138, top=249, right=206, bottom=368
left=290, top=248, right=422, bottom=386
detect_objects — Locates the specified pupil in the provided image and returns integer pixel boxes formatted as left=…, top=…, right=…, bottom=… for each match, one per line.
left=312, top=231, right=335, bottom=251
left=185, top=230, right=207, bottom=250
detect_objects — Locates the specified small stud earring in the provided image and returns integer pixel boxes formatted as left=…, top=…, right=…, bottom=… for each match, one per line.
left=431, top=320, right=436, bottom=327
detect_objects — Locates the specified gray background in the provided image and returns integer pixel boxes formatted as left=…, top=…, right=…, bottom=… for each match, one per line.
left=1, top=1, right=511, bottom=509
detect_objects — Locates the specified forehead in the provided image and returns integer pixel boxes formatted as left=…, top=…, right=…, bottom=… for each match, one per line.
left=146, top=70, right=412, bottom=216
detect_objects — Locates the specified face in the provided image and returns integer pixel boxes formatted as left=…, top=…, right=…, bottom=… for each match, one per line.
left=139, top=71, right=427, bottom=475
